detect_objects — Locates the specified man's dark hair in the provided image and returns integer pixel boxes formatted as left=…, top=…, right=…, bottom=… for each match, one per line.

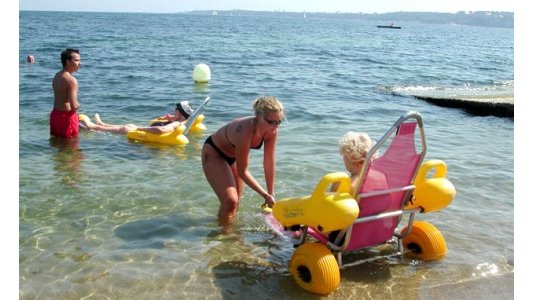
left=61, top=48, right=80, bottom=67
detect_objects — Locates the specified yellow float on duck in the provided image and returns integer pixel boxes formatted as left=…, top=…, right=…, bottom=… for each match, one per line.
left=272, top=172, right=359, bottom=233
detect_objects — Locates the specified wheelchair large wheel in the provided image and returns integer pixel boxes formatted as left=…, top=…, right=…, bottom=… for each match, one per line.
left=289, top=242, right=340, bottom=295
left=401, top=221, right=447, bottom=261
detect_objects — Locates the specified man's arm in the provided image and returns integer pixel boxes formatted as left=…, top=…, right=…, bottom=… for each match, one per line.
left=67, top=76, right=80, bottom=111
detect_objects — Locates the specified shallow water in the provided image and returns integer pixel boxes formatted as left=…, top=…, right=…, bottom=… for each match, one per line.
left=19, top=11, right=513, bottom=299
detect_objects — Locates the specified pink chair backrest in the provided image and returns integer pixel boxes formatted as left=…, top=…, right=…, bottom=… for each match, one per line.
left=345, top=122, right=421, bottom=250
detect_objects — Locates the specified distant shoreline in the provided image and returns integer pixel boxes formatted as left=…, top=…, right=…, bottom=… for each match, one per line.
left=184, top=10, right=514, bottom=29
left=19, top=10, right=514, bottom=29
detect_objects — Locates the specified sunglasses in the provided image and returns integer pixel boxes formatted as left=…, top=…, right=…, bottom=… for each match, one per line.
left=263, top=117, right=283, bottom=126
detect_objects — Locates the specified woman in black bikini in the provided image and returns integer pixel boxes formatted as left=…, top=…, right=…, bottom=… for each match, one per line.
left=201, top=96, right=284, bottom=226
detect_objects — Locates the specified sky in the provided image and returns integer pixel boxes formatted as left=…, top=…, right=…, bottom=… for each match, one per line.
left=18, top=0, right=516, bottom=14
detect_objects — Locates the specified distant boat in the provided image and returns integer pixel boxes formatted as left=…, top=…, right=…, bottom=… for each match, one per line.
left=212, top=11, right=218, bottom=16
left=377, top=23, right=401, bottom=29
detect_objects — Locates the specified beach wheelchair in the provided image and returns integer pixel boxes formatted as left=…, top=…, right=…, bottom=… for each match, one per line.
left=271, top=111, right=456, bottom=294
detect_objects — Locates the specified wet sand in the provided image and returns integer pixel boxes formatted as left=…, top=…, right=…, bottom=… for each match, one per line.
left=417, top=272, right=514, bottom=299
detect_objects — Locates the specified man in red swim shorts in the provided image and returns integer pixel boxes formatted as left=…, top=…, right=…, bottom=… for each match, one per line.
left=50, top=48, right=82, bottom=138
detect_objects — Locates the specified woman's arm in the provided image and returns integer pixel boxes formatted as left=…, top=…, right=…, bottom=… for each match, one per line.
left=137, top=121, right=182, bottom=134
left=262, top=132, right=277, bottom=207
left=263, top=131, right=277, bottom=197
left=234, top=128, right=272, bottom=203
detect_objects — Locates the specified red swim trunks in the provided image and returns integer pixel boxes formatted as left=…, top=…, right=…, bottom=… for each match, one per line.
left=50, top=109, right=79, bottom=138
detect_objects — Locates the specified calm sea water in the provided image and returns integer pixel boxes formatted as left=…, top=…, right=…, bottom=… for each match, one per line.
left=19, top=11, right=514, bottom=299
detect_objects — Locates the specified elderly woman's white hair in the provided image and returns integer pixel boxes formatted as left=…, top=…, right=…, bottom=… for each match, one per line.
left=338, top=132, right=377, bottom=164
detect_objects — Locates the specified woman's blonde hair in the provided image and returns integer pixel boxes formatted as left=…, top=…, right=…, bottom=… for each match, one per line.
left=339, top=132, right=376, bottom=164
left=252, top=96, right=284, bottom=118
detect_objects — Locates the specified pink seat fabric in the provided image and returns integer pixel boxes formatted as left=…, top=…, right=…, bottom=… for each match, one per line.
left=345, top=122, right=421, bottom=250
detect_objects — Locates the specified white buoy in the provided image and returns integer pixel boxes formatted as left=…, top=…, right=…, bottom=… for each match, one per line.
left=193, top=63, right=211, bottom=83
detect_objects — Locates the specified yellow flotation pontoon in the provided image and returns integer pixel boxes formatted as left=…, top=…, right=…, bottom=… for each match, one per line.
left=127, top=97, right=210, bottom=145
left=405, top=159, right=456, bottom=212
left=126, top=115, right=206, bottom=146
left=127, top=123, right=190, bottom=145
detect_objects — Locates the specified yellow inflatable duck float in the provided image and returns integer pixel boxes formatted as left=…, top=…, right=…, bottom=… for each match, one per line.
left=272, top=172, right=359, bottom=233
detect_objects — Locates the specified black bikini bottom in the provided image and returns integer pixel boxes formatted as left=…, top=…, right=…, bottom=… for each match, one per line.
left=205, top=136, right=236, bottom=166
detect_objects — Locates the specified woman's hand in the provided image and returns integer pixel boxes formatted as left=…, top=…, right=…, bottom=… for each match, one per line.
left=263, top=194, right=276, bottom=208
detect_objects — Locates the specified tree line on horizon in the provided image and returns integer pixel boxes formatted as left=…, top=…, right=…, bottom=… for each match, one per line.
left=188, top=10, right=513, bottom=29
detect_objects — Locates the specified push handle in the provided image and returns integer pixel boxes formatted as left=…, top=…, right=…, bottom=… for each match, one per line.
left=415, top=159, right=447, bottom=185
left=311, top=172, right=351, bottom=203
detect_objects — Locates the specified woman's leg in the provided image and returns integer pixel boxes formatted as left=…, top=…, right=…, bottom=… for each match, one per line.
left=94, top=114, right=110, bottom=126
left=201, top=143, right=241, bottom=227
left=83, top=114, right=138, bottom=134
left=231, top=165, right=245, bottom=200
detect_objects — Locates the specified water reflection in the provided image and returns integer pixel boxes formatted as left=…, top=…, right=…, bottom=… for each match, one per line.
left=49, top=136, right=84, bottom=186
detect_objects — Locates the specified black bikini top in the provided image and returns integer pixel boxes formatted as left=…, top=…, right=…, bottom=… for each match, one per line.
left=150, top=120, right=172, bottom=127
left=225, top=124, right=264, bottom=150
left=251, top=139, right=264, bottom=150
